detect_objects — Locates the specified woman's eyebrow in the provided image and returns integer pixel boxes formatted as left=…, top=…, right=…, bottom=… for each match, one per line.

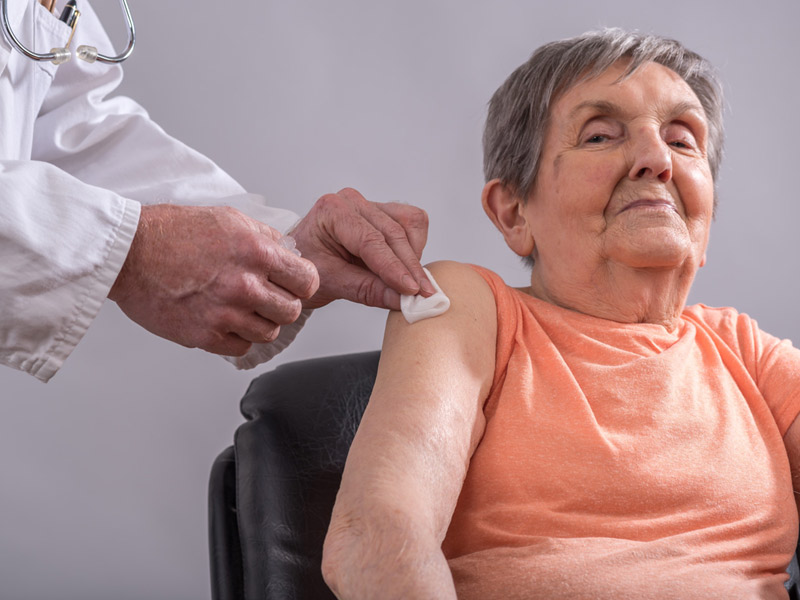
left=666, top=101, right=707, bottom=123
left=568, top=99, right=706, bottom=122
left=568, top=100, right=624, bottom=121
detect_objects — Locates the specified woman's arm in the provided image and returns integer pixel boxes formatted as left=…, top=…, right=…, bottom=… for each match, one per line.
left=322, top=261, right=497, bottom=599
left=783, top=418, right=800, bottom=505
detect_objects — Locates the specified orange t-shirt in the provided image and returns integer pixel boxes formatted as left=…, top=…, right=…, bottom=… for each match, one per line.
left=442, top=266, right=800, bottom=599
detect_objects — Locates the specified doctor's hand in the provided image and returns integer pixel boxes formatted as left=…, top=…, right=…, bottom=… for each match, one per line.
left=291, top=188, right=433, bottom=310
left=108, top=204, right=319, bottom=357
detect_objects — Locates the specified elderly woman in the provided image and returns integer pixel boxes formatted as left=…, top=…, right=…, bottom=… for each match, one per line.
left=321, top=29, right=800, bottom=599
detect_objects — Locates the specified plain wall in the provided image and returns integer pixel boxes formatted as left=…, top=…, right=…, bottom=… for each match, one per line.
left=1, top=1, right=798, bottom=598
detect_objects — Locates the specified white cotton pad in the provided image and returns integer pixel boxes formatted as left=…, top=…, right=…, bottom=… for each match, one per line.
left=400, top=267, right=451, bottom=324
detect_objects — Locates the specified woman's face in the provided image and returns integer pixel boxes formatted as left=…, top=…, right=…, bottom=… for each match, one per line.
left=525, top=60, right=714, bottom=281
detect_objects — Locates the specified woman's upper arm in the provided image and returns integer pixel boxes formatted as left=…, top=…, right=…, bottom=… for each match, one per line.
left=759, top=335, right=800, bottom=495
left=785, top=416, right=800, bottom=498
left=333, top=260, right=497, bottom=540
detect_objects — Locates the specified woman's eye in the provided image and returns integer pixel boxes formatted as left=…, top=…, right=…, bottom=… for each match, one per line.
left=665, top=124, right=698, bottom=151
left=583, top=131, right=618, bottom=145
left=579, top=117, right=620, bottom=146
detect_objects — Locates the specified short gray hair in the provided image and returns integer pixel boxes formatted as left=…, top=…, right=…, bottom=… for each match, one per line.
left=483, top=28, right=725, bottom=202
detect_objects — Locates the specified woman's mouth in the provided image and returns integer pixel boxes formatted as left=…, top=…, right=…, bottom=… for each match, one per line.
left=619, top=199, right=678, bottom=214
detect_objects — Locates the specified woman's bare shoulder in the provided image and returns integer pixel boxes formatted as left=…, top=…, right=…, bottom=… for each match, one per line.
left=424, top=259, right=486, bottom=281
left=378, top=260, right=497, bottom=398
left=424, top=260, right=497, bottom=322
left=386, top=259, right=497, bottom=352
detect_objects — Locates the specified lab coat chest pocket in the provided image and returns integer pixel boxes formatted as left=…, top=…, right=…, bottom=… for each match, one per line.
left=0, top=4, right=69, bottom=158
left=30, top=4, right=71, bottom=113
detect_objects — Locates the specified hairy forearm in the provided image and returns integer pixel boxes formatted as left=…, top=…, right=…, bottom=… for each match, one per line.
left=322, top=507, right=457, bottom=600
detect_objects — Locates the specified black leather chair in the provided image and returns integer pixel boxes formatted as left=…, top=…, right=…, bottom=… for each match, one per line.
left=208, top=351, right=800, bottom=600
left=209, top=351, right=379, bottom=600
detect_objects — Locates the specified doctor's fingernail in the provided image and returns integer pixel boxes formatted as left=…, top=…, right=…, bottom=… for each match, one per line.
left=384, top=288, right=402, bottom=310
left=402, top=274, right=419, bottom=292
left=420, top=278, right=436, bottom=296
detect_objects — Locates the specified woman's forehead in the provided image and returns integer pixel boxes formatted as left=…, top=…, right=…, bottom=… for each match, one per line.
left=552, top=61, right=704, bottom=122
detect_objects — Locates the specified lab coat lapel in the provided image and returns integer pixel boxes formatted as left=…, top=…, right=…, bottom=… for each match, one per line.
left=0, top=0, right=31, bottom=77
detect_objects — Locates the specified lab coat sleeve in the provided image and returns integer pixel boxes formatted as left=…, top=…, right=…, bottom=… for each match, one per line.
left=2, top=1, right=309, bottom=380
left=0, top=160, right=140, bottom=382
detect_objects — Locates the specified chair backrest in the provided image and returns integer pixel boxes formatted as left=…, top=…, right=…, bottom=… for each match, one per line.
left=213, top=351, right=380, bottom=600
left=209, top=350, right=800, bottom=599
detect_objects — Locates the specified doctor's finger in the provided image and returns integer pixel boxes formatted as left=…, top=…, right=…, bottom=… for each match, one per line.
left=363, top=202, right=432, bottom=296
left=334, top=188, right=430, bottom=293
left=201, top=332, right=253, bottom=357
left=250, top=227, right=320, bottom=299
left=216, top=270, right=303, bottom=325
left=227, top=313, right=282, bottom=345
left=344, top=205, right=433, bottom=297
left=375, top=202, right=429, bottom=259
left=318, top=259, right=403, bottom=310
left=252, top=280, right=305, bottom=326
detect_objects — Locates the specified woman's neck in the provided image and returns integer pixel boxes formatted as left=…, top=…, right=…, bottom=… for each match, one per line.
left=524, top=257, right=700, bottom=330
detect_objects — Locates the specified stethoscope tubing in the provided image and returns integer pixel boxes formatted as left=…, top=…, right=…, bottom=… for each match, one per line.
left=0, top=0, right=135, bottom=64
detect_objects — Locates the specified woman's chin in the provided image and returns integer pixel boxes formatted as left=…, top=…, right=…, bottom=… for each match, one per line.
left=605, top=230, right=693, bottom=270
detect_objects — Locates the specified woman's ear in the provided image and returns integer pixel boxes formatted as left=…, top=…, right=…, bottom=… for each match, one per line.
left=481, top=179, right=535, bottom=257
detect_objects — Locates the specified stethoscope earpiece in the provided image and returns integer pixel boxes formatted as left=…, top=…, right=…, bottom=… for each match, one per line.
left=48, top=46, right=70, bottom=65
left=76, top=45, right=98, bottom=63
left=46, top=45, right=97, bottom=65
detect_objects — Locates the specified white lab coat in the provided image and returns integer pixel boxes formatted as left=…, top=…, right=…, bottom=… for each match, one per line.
left=0, top=0, right=309, bottom=382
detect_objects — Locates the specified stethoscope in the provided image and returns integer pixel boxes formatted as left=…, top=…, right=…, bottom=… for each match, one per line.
left=0, top=0, right=134, bottom=65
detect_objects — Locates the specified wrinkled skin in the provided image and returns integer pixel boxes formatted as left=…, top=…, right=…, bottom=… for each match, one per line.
left=109, top=188, right=432, bottom=356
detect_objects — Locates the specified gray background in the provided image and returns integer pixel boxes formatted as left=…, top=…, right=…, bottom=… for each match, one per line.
left=1, top=1, right=798, bottom=598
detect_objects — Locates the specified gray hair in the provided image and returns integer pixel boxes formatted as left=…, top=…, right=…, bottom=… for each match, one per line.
left=483, top=28, right=725, bottom=203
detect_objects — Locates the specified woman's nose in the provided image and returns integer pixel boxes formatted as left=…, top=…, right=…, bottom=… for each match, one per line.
left=628, top=130, right=672, bottom=182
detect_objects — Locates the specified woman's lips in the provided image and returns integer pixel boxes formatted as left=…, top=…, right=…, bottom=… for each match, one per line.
left=619, top=199, right=677, bottom=214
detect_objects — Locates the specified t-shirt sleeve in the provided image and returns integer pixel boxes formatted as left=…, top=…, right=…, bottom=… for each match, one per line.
left=687, top=305, right=800, bottom=436
left=466, top=264, right=516, bottom=396
left=734, top=310, right=800, bottom=436
left=755, top=331, right=800, bottom=436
